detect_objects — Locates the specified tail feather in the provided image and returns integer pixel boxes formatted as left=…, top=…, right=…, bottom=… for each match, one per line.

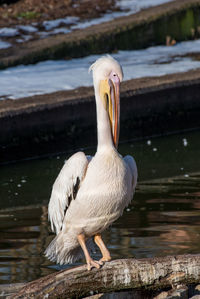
left=45, top=232, right=96, bottom=265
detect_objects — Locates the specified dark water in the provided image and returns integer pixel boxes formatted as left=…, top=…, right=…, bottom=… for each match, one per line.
left=0, top=130, right=200, bottom=284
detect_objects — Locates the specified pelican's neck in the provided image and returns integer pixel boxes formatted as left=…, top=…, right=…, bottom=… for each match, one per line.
left=95, top=86, right=114, bottom=151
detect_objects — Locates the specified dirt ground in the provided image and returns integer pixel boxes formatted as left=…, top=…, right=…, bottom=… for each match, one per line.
left=0, top=0, right=120, bottom=27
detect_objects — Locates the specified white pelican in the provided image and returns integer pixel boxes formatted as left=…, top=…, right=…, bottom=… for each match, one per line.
left=45, top=55, right=137, bottom=270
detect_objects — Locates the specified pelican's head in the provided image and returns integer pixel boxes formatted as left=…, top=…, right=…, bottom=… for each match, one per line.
left=89, top=55, right=123, bottom=148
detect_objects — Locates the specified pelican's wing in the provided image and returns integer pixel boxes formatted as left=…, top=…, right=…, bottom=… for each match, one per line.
left=124, top=155, right=138, bottom=194
left=48, top=152, right=91, bottom=234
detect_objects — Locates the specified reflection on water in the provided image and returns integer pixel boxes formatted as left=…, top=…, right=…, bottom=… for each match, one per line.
left=0, top=130, right=200, bottom=284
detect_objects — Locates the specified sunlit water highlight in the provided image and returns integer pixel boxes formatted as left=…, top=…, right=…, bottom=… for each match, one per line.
left=1, top=38, right=200, bottom=100
left=0, top=130, right=200, bottom=284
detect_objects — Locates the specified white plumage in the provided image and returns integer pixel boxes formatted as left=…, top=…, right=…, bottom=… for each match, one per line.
left=45, top=55, right=137, bottom=270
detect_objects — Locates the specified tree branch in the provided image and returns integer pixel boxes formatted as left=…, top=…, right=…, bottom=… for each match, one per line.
left=10, top=254, right=200, bottom=298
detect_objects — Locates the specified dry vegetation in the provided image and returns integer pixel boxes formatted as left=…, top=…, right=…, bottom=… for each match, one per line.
left=0, top=0, right=119, bottom=27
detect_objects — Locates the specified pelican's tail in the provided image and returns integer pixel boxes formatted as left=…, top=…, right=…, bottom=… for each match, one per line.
left=45, top=232, right=96, bottom=265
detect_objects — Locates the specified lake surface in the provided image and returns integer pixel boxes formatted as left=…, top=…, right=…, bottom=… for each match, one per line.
left=0, top=130, right=200, bottom=284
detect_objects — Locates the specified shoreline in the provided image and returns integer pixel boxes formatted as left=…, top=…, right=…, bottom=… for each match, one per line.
left=1, top=0, right=200, bottom=69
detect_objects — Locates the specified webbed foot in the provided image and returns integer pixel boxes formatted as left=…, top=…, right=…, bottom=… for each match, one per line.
left=99, top=254, right=111, bottom=264
left=86, top=258, right=102, bottom=271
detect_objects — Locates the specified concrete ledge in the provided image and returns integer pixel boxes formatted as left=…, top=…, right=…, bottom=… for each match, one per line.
left=1, top=0, right=200, bottom=68
left=1, top=68, right=200, bottom=163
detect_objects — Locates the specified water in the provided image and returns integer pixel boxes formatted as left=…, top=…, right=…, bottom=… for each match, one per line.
left=0, top=130, right=200, bottom=284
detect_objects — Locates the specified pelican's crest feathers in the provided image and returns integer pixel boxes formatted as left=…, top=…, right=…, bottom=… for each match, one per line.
left=89, top=55, right=123, bottom=82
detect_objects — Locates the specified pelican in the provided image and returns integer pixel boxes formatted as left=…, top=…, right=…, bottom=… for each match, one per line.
left=45, top=55, right=137, bottom=270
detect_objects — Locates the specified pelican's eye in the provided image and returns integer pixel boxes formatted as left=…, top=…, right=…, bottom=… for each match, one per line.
left=109, top=71, right=120, bottom=84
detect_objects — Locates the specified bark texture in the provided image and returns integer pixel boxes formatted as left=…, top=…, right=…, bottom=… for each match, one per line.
left=10, top=254, right=200, bottom=298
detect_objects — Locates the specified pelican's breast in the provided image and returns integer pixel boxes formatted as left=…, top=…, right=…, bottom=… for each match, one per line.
left=65, top=149, right=132, bottom=235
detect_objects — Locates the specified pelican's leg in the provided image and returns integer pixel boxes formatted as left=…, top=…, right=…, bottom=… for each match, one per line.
left=94, top=234, right=111, bottom=263
left=77, top=233, right=101, bottom=271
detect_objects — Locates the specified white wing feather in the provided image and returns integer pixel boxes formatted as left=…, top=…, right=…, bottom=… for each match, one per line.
left=124, top=155, right=138, bottom=193
left=48, top=152, right=91, bottom=234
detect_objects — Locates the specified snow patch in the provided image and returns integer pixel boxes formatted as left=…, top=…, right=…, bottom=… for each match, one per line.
left=43, top=16, right=79, bottom=31
left=0, top=27, right=19, bottom=37
left=1, top=38, right=200, bottom=100
left=0, top=39, right=11, bottom=49
left=0, top=0, right=175, bottom=44
left=118, top=0, right=174, bottom=15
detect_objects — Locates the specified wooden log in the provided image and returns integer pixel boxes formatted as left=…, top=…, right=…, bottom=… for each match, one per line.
left=0, top=283, right=26, bottom=298
left=10, top=254, right=200, bottom=299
